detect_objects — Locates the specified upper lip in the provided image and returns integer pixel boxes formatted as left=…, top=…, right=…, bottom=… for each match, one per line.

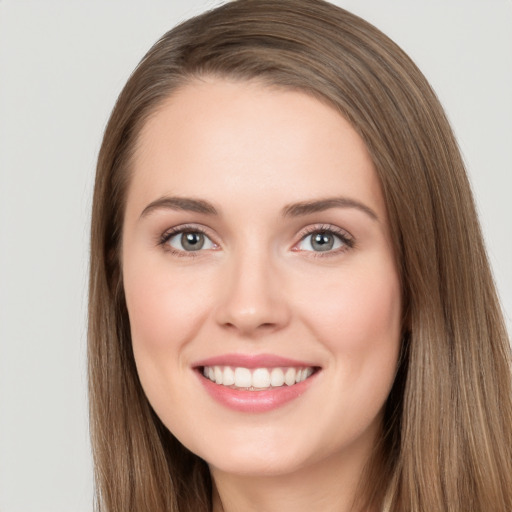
left=193, top=353, right=318, bottom=369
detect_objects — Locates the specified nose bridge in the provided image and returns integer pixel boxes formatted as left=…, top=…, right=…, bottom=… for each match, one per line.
left=215, top=241, right=289, bottom=335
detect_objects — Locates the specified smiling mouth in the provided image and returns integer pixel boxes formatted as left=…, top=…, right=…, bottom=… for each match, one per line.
left=201, top=365, right=317, bottom=391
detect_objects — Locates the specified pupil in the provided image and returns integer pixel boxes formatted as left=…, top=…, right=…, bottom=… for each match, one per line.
left=181, top=232, right=204, bottom=251
left=312, top=232, right=334, bottom=251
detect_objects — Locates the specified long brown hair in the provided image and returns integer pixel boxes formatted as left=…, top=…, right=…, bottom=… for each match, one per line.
left=88, top=1, right=512, bottom=510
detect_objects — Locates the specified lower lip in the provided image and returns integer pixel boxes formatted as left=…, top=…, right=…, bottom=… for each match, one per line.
left=196, top=370, right=318, bottom=413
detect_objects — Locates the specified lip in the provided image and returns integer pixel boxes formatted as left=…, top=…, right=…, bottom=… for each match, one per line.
left=193, top=353, right=315, bottom=369
left=193, top=353, right=320, bottom=413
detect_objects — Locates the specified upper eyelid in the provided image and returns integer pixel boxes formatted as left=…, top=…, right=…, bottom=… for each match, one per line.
left=296, top=223, right=354, bottom=241
left=292, top=224, right=355, bottom=253
left=161, top=223, right=213, bottom=237
left=158, top=222, right=355, bottom=249
left=159, top=223, right=218, bottom=246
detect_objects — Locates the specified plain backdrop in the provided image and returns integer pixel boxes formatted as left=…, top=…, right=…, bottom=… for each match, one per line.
left=0, top=1, right=511, bottom=511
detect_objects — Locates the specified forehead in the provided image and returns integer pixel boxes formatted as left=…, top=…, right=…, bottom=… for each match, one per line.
left=127, top=78, right=386, bottom=220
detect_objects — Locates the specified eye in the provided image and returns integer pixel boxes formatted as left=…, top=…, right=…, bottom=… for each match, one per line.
left=164, top=229, right=216, bottom=252
left=296, top=228, right=353, bottom=253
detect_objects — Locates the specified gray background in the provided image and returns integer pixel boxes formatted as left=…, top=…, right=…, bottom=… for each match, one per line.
left=1, top=1, right=511, bottom=511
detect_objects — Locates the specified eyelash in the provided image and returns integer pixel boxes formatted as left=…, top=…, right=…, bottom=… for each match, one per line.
left=158, top=223, right=355, bottom=257
left=159, top=224, right=216, bottom=257
left=294, top=224, right=355, bottom=257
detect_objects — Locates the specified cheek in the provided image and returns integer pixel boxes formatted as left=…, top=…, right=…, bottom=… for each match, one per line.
left=297, top=258, right=402, bottom=436
left=299, top=256, right=402, bottom=365
left=122, top=256, right=213, bottom=422
left=123, top=254, right=210, bottom=352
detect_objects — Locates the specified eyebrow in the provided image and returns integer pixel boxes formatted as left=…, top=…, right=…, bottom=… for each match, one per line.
left=282, top=197, right=378, bottom=221
left=139, top=195, right=378, bottom=222
left=139, top=196, right=218, bottom=219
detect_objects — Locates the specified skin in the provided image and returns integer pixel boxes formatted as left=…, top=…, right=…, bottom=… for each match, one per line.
left=122, top=78, right=402, bottom=512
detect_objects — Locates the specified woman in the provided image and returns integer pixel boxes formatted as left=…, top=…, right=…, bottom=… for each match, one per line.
left=88, top=0, right=512, bottom=510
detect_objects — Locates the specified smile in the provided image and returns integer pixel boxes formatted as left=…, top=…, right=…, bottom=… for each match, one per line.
left=194, top=354, right=320, bottom=412
left=202, top=366, right=315, bottom=390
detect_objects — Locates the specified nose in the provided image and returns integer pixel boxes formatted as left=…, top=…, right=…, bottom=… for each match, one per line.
left=214, top=250, right=291, bottom=337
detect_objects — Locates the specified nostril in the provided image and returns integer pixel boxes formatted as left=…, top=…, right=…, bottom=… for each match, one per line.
left=221, top=320, right=280, bottom=334
left=214, top=283, right=291, bottom=334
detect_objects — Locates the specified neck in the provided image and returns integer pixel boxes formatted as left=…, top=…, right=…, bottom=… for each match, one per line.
left=210, top=442, right=380, bottom=512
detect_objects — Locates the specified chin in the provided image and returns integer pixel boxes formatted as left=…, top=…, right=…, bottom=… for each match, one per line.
left=178, top=429, right=309, bottom=478
left=207, top=451, right=309, bottom=478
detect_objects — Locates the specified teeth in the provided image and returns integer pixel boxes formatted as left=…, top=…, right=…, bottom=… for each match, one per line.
left=284, top=367, right=296, bottom=386
left=223, top=366, right=235, bottom=386
left=270, top=368, right=285, bottom=387
left=202, top=365, right=315, bottom=390
left=252, top=368, right=270, bottom=388
left=234, top=367, right=252, bottom=388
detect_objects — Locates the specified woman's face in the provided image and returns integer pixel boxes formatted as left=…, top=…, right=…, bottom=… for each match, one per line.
left=122, top=79, right=402, bottom=478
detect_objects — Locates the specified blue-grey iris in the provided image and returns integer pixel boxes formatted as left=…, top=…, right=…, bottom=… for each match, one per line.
left=181, top=232, right=205, bottom=251
left=311, top=232, right=334, bottom=251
